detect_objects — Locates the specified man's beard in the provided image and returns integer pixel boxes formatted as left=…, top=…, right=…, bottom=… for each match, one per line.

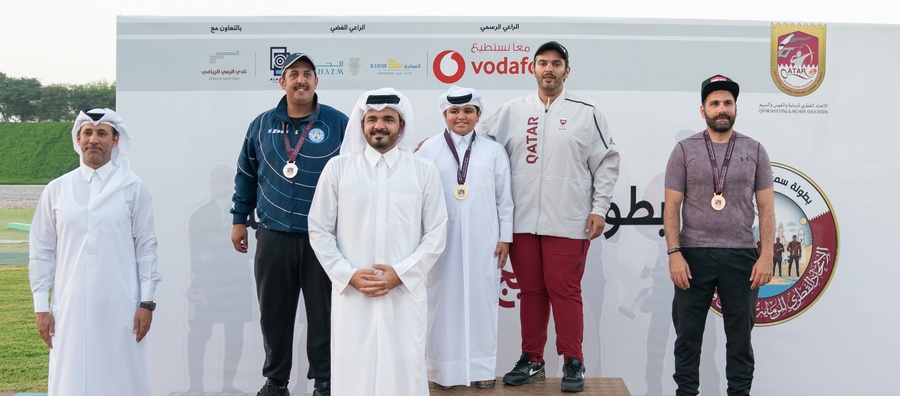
left=706, top=114, right=734, bottom=133
left=367, top=128, right=397, bottom=150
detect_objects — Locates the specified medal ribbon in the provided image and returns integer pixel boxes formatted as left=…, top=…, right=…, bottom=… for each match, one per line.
left=282, top=104, right=321, bottom=164
left=442, top=130, right=475, bottom=185
left=702, top=130, right=736, bottom=196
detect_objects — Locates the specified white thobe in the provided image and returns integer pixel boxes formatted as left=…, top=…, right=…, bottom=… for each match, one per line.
left=415, top=131, right=514, bottom=385
left=29, top=162, right=161, bottom=396
left=308, top=145, right=448, bottom=396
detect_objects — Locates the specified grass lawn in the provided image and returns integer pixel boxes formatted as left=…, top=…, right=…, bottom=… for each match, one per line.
left=0, top=209, right=33, bottom=256
left=0, top=265, right=48, bottom=392
left=0, top=209, right=44, bottom=391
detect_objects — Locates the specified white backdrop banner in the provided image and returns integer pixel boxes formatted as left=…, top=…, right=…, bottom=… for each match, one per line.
left=117, top=16, right=900, bottom=395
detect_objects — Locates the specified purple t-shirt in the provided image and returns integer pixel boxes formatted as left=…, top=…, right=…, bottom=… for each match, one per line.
left=665, top=131, right=773, bottom=248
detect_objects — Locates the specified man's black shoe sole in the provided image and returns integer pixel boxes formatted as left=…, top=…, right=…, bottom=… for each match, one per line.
left=561, top=380, right=584, bottom=392
left=502, top=371, right=546, bottom=386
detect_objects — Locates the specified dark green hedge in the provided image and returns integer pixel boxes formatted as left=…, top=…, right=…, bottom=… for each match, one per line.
left=0, top=122, right=79, bottom=184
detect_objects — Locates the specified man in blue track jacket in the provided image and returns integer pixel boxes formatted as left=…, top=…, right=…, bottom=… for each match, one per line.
left=230, top=52, right=348, bottom=396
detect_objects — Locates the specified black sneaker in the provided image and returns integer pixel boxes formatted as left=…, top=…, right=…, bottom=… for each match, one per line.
left=502, top=353, right=546, bottom=386
left=312, top=380, right=330, bottom=396
left=256, top=380, right=289, bottom=396
left=561, top=357, right=585, bottom=392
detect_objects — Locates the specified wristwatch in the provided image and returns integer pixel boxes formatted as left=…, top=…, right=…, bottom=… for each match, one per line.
left=139, top=301, right=157, bottom=311
left=666, top=247, right=681, bottom=255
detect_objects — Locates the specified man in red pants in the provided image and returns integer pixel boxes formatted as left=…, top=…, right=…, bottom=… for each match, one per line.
left=481, top=41, right=620, bottom=393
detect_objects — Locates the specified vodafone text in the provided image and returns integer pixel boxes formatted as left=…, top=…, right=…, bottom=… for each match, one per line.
left=471, top=56, right=534, bottom=75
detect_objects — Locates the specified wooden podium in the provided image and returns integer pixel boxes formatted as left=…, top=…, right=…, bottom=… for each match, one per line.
left=429, top=377, right=631, bottom=395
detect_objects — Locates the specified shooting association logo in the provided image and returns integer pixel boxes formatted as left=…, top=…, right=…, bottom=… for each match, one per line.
left=771, top=23, right=827, bottom=97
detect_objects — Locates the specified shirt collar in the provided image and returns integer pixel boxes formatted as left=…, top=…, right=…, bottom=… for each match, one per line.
left=78, top=161, right=115, bottom=182
left=449, top=130, right=474, bottom=148
left=364, top=145, right=401, bottom=168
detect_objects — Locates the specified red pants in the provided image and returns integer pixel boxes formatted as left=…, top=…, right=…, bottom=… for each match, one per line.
left=510, top=233, right=590, bottom=362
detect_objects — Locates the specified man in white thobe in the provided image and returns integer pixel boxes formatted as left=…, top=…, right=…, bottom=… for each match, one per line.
left=308, top=88, right=448, bottom=396
left=29, top=108, right=162, bottom=396
left=415, top=86, right=513, bottom=389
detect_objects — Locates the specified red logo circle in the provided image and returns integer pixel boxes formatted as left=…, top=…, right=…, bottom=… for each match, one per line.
left=433, top=50, right=466, bottom=84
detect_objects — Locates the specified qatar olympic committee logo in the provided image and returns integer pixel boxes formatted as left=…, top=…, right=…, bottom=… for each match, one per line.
left=711, top=163, right=839, bottom=326
left=433, top=50, right=466, bottom=84
left=771, top=23, right=827, bottom=97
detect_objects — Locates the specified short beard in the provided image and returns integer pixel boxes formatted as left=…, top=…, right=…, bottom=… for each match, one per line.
left=706, top=115, right=734, bottom=133
left=367, top=129, right=397, bottom=151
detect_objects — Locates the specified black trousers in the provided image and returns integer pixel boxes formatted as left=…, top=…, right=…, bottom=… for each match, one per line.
left=672, top=248, right=759, bottom=396
left=787, top=255, right=801, bottom=276
left=255, top=228, right=331, bottom=386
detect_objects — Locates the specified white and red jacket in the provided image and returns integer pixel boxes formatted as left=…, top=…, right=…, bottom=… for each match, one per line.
left=481, top=90, right=620, bottom=240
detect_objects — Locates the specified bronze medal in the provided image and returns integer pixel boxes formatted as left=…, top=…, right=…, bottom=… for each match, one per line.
left=454, top=184, right=469, bottom=200
left=711, top=194, right=726, bottom=211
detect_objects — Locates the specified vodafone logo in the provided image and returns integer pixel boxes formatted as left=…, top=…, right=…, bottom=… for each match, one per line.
left=433, top=50, right=466, bottom=84
left=433, top=48, right=536, bottom=84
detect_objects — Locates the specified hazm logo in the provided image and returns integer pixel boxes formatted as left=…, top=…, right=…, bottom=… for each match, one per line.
left=432, top=49, right=534, bottom=84
left=711, top=163, right=839, bottom=326
left=771, top=23, right=827, bottom=96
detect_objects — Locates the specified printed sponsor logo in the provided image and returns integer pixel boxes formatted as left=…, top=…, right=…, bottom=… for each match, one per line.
left=270, top=47, right=290, bottom=77
left=369, top=58, right=422, bottom=75
left=201, top=51, right=246, bottom=81
left=268, top=46, right=351, bottom=81
left=317, top=60, right=346, bottom=76
left=771, top=23, right=827, bottom=96
left=349, top=57, right=361, bottom=76
left=432, top=46, right=535, bottom=84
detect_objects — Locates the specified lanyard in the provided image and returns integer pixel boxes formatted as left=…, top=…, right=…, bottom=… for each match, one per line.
left=282, top=104, right=321, bottom=164
left=442, top=130, right=475, bottom=185
left=702, top=130, right=736, bottom=196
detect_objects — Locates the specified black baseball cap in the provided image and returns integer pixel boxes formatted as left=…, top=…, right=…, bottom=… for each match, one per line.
left=534, top=41, right=569, bottom=63
left=701, top=75, right=740, bottom=103
left=281, top=52, right=315, bottom=74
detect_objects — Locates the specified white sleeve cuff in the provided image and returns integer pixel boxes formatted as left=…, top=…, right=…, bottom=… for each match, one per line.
left=33, top=291, right=50, bottom=313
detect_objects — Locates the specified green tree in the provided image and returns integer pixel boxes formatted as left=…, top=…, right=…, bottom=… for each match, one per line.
left=0, top=72, right=7, bottom=121
left=70, top=80, right=116, bottom=112
left=37, top=84, right=74, bottom=122
left=0, top=76, right=42, bottom=121
left=0, top=72, right=116, bottom=122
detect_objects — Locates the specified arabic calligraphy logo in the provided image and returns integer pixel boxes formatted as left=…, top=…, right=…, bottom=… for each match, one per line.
left=711, top=163, right=839, bottom=326
left=771, top=23, right=827, bottom=97
left=433, top=50, right=466, bottom=84
left=270, top=47, right=290, bottom=77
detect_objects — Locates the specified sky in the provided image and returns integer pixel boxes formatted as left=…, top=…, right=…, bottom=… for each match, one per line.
left=1, top=0, right=897, bottom=85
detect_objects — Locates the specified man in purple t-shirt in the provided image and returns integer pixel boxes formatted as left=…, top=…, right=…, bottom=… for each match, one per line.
left=663, top=75, right=775, bottom=396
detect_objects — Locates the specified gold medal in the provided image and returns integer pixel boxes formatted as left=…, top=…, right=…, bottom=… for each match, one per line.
left=454, top=184, right=469, bottom=200
left=283, top=163, right=298, bottom=178
left=711, top=194, right=726, bottom=211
